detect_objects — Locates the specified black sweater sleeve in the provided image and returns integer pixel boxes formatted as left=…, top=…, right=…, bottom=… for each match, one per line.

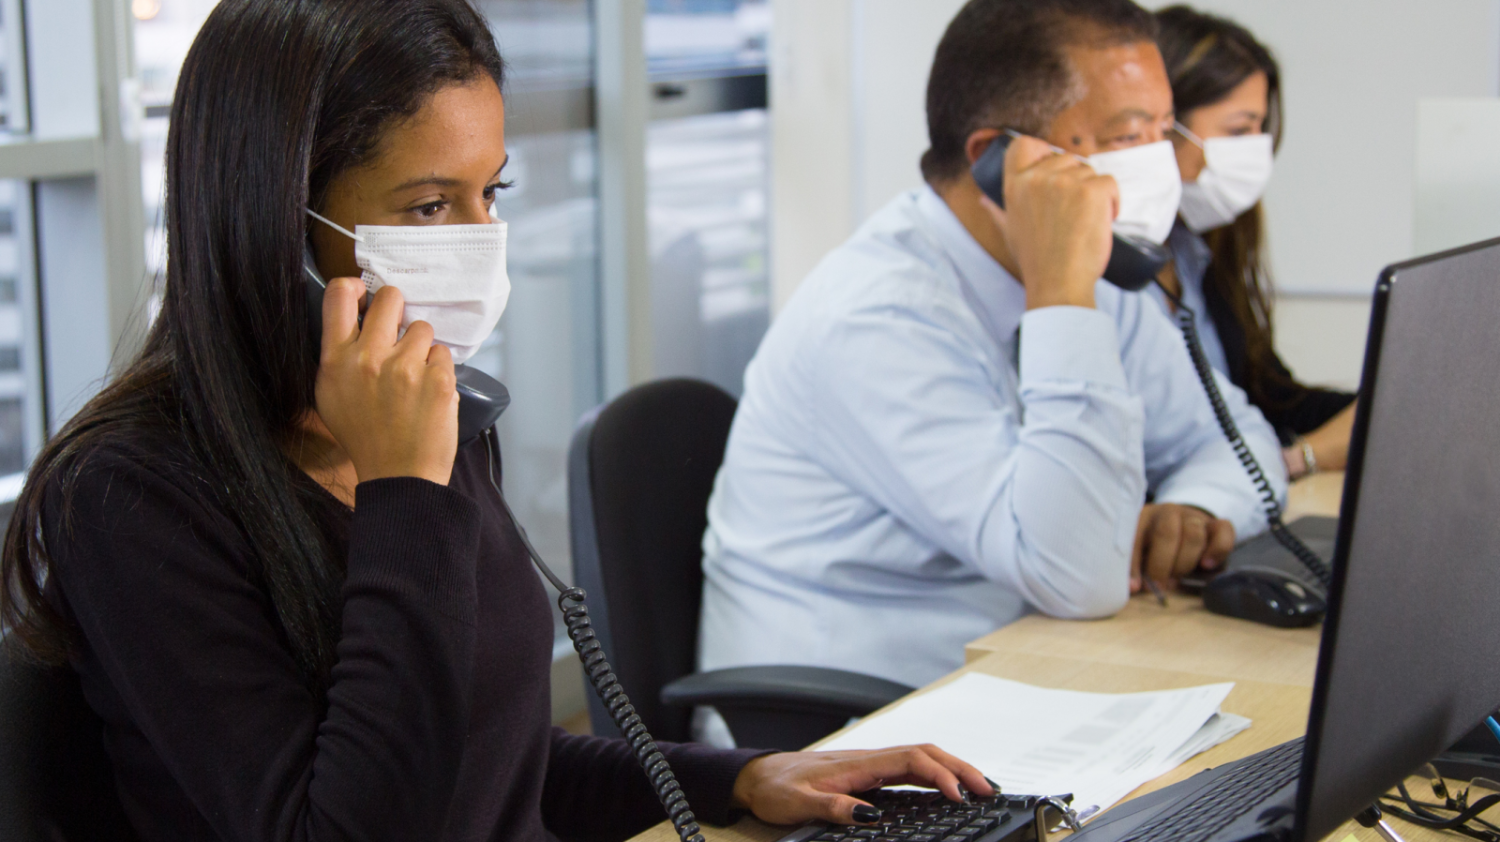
left=1251, top=350, right=1357, bottom=441
left=542, top=728, right=772, bottom=841
left=48, top=451, right=482, bottom=842
left=1201, top=275, right=1356, bottom=443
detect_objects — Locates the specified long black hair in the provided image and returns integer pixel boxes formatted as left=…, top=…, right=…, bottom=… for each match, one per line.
left=1156, top=5, right=1292, bottom=412
left=0, top=0, right=505, bottom=691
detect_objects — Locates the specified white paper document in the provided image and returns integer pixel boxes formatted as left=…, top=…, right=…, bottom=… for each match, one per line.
left=816, top=673, right=1250, bottom=822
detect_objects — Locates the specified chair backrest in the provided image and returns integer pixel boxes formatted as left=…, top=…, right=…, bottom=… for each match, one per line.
left=567, top=378, right=737, bottom=743
left=0, top=643, right=139, bottom=842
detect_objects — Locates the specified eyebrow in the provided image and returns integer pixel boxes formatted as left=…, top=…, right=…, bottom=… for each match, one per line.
left=390, top=156, right=509, bottom=193
left=1101, top=108, right=1175, bottom=129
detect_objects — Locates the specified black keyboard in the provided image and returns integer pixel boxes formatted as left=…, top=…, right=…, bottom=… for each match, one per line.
left=774, top=789, right=1046, bottom=842
left=1124, top=738, right=1305, bottom=842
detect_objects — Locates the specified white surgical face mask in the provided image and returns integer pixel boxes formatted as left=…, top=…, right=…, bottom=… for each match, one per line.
left=1086, top=139, right=1183, bottom=244
left=1174, top=123, right=1275, bottom=233
left=306, top=208, right=510, bottom=364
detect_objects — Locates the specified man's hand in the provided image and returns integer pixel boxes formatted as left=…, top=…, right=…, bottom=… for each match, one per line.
left=730, top=746, right=993, bottom=826
left=980, top=134, right=1118, bottom=311
left=1131, top=503, right=1235, bottom=593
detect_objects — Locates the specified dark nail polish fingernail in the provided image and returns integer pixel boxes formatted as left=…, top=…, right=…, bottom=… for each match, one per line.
left=853, top=804, right=882, bottom=824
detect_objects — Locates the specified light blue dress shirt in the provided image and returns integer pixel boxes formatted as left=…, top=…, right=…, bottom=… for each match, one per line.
left=698, top=187, right=1286, bottom=690
left=1145, top=222, right=1231, bottom=378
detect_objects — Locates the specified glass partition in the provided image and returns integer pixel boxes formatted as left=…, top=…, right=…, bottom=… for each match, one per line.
left=0, top=0, right=44, bottom=504
left=480, top=0, right=601, bottom=626
left=645, top=0, right=770, bottom=396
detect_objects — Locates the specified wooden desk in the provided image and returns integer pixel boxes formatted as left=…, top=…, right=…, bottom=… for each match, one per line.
left=962, top=469, right=1343, bottom=687
left=630, top=474, right=1488, bottom=841
left=1284, top=469, right=1345, bottom=522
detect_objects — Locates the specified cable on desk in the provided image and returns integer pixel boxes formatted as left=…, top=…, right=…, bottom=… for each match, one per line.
left=1379, top=779, right=1500, bottom=841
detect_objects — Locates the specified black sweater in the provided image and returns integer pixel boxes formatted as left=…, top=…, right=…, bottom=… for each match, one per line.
left=1201, top=280, right=1356, bottom=444
left=44, top=430, right=763, bottom=841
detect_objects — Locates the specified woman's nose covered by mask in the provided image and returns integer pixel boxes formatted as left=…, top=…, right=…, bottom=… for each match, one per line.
left=306, top=209, right=510, bottom=364
left=1174, top=122, right=1275, bottom=233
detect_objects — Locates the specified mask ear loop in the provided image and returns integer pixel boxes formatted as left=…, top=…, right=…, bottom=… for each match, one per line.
left=305, top=208, right=364, bottom=242
left=1172, top=121, right=1207, bottom=150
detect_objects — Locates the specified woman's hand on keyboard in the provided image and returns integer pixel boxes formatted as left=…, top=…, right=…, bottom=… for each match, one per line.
left=729, top=744, right=994, bottom=826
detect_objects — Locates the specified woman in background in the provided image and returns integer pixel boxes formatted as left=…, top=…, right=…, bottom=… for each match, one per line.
left=1154, top=5, right=1356, bottom=480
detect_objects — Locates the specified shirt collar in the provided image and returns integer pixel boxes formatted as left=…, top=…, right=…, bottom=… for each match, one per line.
left=1167, top=219, right=1212, bottom=288
left=914, top=185, right=1028, bottom=344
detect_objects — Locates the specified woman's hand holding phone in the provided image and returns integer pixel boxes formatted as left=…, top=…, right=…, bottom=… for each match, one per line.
left=314, top=277, right=460, bottom=486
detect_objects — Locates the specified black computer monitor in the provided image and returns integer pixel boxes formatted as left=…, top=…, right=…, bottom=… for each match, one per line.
left=1298, top=237, right=1500, bottom=840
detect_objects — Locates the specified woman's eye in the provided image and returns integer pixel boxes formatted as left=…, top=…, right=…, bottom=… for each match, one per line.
left=413, top=201, right=446, bottom=219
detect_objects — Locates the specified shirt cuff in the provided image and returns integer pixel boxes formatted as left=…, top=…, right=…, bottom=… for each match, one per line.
left=1018, top=307, right=1128, bottom=392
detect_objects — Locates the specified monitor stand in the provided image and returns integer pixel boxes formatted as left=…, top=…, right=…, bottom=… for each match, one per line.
left=1356, top=805, right=1409, bottom=842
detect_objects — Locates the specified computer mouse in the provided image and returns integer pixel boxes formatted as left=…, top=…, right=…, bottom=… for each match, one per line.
left=1201, top=569, right=1326, bottom=628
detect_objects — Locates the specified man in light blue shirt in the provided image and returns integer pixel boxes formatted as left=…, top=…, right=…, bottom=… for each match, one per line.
left=699, top=0, right=1287, bottom=696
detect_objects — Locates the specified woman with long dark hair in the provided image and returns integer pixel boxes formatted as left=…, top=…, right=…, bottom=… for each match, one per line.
left=0, top=2, right=988, bottom=839
left=1153, top=5, right=1357, bottom=480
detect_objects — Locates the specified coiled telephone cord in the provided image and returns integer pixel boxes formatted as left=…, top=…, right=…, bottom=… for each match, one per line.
left=483, top=428, right=705, bottom=842
left=1155, top=285, right=1335, bottom=591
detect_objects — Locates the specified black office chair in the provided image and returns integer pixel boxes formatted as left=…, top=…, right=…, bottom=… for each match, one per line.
left=567, top=378, right=913, bottom=752
left=0, top=642, right=140, bottom=842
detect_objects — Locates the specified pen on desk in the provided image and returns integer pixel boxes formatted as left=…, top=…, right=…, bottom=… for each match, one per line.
left=1144, top=577, right=1168, bottom=607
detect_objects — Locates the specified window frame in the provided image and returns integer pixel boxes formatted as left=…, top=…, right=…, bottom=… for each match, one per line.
left=0, top=0, right=148, bottom=503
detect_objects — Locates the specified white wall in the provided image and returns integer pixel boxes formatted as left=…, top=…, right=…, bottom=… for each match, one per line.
left=768, top=1, right=857, bottom=311
left=1415, top=98, right=1500, bottom=254
left=770, top=0, right=1500, bottom=388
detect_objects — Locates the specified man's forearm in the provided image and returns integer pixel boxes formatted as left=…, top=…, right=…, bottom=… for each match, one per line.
left=976, top=307, right=1148, bottom=618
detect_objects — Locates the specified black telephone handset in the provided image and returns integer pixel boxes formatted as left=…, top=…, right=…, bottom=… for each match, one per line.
left=302, top=250, right=510, bottom=444
left=970, top=133, right=1169, bottom=292
left=971, top=134, right=1333, bottom=618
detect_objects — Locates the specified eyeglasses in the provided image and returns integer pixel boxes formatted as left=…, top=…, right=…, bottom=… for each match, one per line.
left=1378, top=763, right=1500, bottom=841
